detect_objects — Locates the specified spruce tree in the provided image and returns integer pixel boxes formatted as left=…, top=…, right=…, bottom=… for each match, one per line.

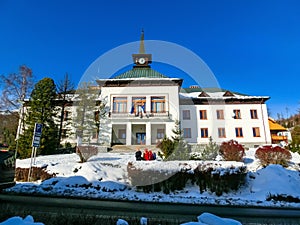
left=168, top=120, right=190, bottom=160
left=18, top=78, right=58, bottom=158
left=201, top=136, right=219, bottom=160
left=73, top=82, right=100, bottom=145
left=56, top=73, right=75, bottom=147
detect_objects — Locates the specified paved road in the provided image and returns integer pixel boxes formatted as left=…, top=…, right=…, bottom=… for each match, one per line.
left=1, top=194, right=300, bottom=224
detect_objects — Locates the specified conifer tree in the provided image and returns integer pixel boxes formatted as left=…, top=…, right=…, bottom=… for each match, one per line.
left=73, top=82, right=100, bottom=145
left=201, top=136, right=219, bottom=160
left=168, top=120, right=190, bottom=160
left=18, top=78, right=58, bottom=158
left=56, top=73, right=75, bottom=147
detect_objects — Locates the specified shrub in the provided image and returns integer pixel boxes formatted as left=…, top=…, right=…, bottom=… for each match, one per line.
left=201, top=136, right=219, bottom=160
left=255, top=145, right=292, bottom=167
left=194, top=164, right=247, bottom=196
left=266, top=194, right=300, bottom=203
left=190, top=152, right=202, bottom=160
left=127, top=162, right=247, bottom=196
left=219, top=140, right=245, bottom=161
left=15, top=167, right=56, bottom=182
left=288, top=141, right=300, bottom=154
left=76, top=145, right=98, bottom=163
left=156, top=136, right=174, bottom=159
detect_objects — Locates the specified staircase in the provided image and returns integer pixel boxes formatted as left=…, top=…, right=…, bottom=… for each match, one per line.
left=111, top=145, right=160, bottom=153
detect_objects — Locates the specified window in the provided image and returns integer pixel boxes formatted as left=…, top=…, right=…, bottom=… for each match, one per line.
left=199, top=110, right=207, bottom=120
left=182, top=110, right=190, bottom=120
left=113, top=97, right=127, bottom=113
left=218, top=128, right=226, bottom=138
left=151, top=96, right=165, bottom=113
left=183, top=128, right=191, bottom=138
left=233, top=109, right=241, bottom=119
left=131, top=97, right=146, bottom=114
left=157, top=129, right=165, bottom=139
left=250, top=109, right=258, bottom=119
left=253, top=127, right=260, bottom=137
left=216, top=110, right=224, bottom=119
left=235, top=127, right=243, bottom=137
left=118, top=129, right=126, bottom=139
left=200, top=128, right=208, bottom=138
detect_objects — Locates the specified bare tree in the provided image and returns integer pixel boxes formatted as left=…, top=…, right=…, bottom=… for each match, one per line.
left=56, top=73, right=75, bottom=147
left=0, top=65, right=34, bottom=112
left=0, top=65, right=34, bottom=155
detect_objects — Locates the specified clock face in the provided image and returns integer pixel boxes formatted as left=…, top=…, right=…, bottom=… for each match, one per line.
left=138, top=57, right=146, bottom=64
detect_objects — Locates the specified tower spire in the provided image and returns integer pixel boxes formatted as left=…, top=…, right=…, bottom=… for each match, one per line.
left=132, top=29, right=152, bottom=67
left=139, top=29, right=145, bottom=54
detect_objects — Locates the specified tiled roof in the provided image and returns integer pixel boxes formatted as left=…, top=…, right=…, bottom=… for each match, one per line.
left=113, top=67, right=168, bottom=79
left=268, top=118, right=288, bottom=131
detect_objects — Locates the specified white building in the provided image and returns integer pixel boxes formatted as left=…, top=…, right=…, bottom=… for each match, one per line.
left=20, top=33, right=272, bottom=149
left=93, top=34, right=271, bottom=149
left=179, top=89, right=271, bottom=148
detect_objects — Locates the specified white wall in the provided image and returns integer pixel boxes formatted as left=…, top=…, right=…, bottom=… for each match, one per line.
left=100, top=84, right=180, bottom=145
left=181, top=103, right=271, bottom=147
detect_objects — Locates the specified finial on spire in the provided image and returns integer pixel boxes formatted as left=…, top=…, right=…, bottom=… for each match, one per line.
left=139, top=29, right=145, bottom=54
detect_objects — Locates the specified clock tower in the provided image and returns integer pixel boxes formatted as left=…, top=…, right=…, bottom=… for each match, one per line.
left=132, top=30, right=152, bottom=67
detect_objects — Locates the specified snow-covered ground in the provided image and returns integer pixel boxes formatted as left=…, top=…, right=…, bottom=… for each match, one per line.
left=2, top=148, right=300, bottom=225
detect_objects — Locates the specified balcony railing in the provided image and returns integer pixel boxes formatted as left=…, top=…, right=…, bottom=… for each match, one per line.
left=271, top=134, right=288, bottom=141
left=109, top=111, right=169, bottom=119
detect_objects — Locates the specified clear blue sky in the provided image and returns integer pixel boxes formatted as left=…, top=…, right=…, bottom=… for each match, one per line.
left=1, top=0, right=299, bottom=118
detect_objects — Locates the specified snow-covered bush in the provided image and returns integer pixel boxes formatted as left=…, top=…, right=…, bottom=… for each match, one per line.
left=15, top=167, right=55, bottom=182
left=127, top=161, right=246, bottom=196
left=127, top=162, right=192, bottom=194
left=219, top=140, right=245, bottom=162
left=255, top=145, right=292, bottom=167
left=194, top=163, right=247, bottom=196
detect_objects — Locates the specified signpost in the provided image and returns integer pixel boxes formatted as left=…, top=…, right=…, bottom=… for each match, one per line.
left=28, top=123, right=43, bottom=181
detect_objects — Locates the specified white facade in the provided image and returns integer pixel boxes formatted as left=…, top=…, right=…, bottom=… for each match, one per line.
left=97, top=78, right=181, bottom=146
left=94, top=77, right=272, bottom=148
left=179, top=90, right=271, bottom=148
left=18, top=36, right=272, bottom=149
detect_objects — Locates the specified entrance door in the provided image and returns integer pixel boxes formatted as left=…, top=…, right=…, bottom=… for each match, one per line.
left=136, top=133, right=146, bottom=145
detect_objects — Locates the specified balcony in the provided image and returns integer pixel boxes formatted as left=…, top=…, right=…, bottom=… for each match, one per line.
left=109, top=111, right=170, bottom=119
left=271, top=134, right=288, bottom=143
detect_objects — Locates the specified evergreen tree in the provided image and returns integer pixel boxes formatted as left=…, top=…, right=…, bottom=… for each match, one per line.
left=56, top=73, right=75, bottom=147
left=156, top=135, right=174, bottom=159
left=73, top=82, right=100, bottom=145
left=201, top=136, right=219, bottom=160
left=0, top=112, right=18, bottom=148
left=18, top=78, right=58, bottom=158
left=158, top=119, right=190, bottom=160
left=290, top=125, right=300, bottom=153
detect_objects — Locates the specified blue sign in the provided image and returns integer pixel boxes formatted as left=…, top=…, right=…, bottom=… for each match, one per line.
left=32, top=123, right=43, bottom=147
left=34, top=123, right=43, bottom=136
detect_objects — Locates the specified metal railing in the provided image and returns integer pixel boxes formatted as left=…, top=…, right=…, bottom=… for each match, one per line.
left=109, top=111, right=169, bottom=119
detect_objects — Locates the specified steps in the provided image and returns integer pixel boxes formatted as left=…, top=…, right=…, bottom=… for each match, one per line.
left=111, top=145, right=160, bottom=153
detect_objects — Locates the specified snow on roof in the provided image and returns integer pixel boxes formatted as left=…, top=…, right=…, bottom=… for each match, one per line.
left=179, top=91, right=270, bottom=100
left=97, top=77, right=182, bottom=82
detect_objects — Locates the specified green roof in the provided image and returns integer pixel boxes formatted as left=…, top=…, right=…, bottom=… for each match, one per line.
left=113, top=67, right=168, bottom=79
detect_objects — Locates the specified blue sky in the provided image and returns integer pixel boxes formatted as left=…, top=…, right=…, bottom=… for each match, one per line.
left=0, top=0, right=299, bottom=118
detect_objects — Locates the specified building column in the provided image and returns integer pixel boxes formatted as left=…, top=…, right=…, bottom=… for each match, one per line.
left=146, top=96, right=151, bottom=114
left=146, top=122, right=151, bottom=145
left=126, top=123, right=132, bottom=145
